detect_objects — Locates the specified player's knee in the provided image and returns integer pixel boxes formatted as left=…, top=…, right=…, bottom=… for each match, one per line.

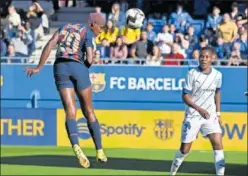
left=65, top=109, right=77, bottom=119
left=180, top=143, right=191, bottom=154
left=210, top=135, right=223, bottom=150
left=84, top=108, right=96, bottom=122
left=212, top=142, right=223, bottom=150
left=180, top=148, right=190, bottom=155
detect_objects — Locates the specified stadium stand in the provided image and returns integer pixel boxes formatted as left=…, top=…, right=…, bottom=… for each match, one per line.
left=0, top=0, right=247, bottom=66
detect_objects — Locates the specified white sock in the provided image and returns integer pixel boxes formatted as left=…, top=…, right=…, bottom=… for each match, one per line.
left=170, top=150, right=188, bottom=175
left=214, top=150, right=225, bottom=175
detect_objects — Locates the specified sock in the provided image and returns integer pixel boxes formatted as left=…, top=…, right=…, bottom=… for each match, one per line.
left=214, top=150, right=225, bottom=175
left=170, top=150, right=188, bottom=175
left=65, top=118, right=79, bottom=147
left=87, top=120, right=102, bottom=150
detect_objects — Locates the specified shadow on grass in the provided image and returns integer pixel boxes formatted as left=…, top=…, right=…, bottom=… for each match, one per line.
left=1, top=155, right=247, bottom=176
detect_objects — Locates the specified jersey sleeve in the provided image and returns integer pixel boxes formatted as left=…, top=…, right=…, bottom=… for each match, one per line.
left=183, top=71, right=194, bottom=94
left=216, top=72, right=222, bottom=91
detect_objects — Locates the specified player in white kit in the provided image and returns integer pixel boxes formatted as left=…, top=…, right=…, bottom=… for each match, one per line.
left=170, top=47, right=225, bottom=175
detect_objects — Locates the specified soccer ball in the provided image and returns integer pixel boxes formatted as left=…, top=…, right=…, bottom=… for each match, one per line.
left=126, top=8, right=145, bottom=29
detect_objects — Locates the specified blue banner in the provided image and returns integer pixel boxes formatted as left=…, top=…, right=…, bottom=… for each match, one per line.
left=0, top=108, right=57, bottom=146
left=1, top=65, right=247, bottom=111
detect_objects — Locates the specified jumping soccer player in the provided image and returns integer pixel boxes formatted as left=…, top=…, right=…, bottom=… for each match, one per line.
left=170, top=47, right=225, bottom=175
left=25, top=13, right=107, bottom=168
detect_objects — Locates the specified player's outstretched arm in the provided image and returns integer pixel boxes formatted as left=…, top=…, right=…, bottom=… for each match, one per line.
left=25, top=30, right=59, bottom=77
left=36, top=30, right=59, bottom=70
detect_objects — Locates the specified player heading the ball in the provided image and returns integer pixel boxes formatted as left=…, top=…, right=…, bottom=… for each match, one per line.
left=170, top=47, right=225, bottom=176
left=25, top=13, right=107, bottom=168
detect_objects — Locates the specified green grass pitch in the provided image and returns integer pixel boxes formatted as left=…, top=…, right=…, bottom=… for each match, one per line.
left=1, top=146, right=247, bottom=175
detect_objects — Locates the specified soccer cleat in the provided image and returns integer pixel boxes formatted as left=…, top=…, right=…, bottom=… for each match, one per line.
left=170, top=171, right=177, bottom=176
left=96, top=149, right=107, bottom=163
left=170, top=163, right=179, bottom=176
left=73, top=144, right=90, bottom=168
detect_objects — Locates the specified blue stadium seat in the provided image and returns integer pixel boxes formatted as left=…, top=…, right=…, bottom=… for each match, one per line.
left=145, top=18, right=166, bottom=34
left=238, top=4, right=246, bottom=13
left=189, top=20, right=205, bottom=36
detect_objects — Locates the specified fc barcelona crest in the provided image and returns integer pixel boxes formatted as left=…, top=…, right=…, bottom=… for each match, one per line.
left=90, top=73, right=106, bottom=93
left=154, top=119, right=174, bottom=140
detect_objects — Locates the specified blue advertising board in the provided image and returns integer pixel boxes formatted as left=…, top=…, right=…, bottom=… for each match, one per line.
left=0, top=108, right=57, bottom=146
left=1, top=65, right=247, bottom=111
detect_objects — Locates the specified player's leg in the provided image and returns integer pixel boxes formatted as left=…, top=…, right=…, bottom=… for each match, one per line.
left=203, top=118, right=225, bottom=175
left=71, top=62, right=107, bottom=162
left=170, top=142, right=192, bottom=176
left=59, top=88, right=78, bottom=146
left=76, top=86, right=107, bottom=163
left=170, top=117, right=201, bottom=175
left=209, top=133, right=225, bottom=175
left=58, top=87, right=90, bottom=168
left=54, top=61, right=90, bottom=168
left=76, top=87, right=102, bottom=149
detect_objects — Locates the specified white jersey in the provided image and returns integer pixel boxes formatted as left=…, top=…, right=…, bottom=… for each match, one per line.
left=183, top=67, right=222, bottom=118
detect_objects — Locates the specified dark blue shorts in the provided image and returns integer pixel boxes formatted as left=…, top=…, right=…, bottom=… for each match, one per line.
left=53, top=59, right=91, bottom=91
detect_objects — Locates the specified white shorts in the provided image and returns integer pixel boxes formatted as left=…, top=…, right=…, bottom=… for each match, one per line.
left=181, top=116, right=222, bottom=143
